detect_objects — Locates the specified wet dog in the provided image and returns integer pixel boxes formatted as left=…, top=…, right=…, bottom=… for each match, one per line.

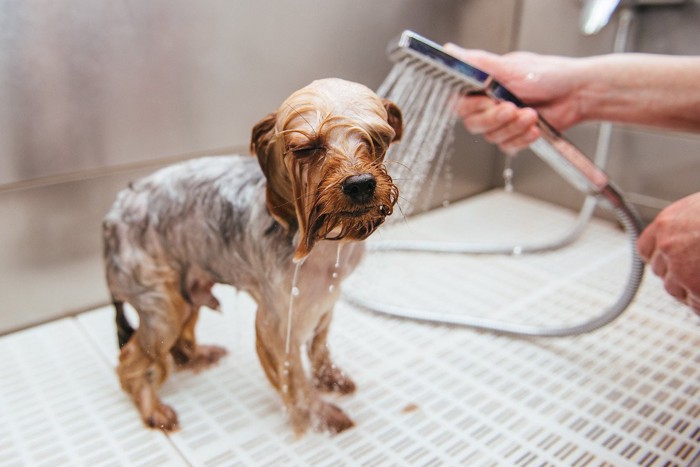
left=103, top=78, right=402, bottom=435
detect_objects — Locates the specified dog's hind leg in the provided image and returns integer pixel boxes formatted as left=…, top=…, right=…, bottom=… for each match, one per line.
left=309, top=310, right=356, bottom=395
left=115, top=300, right=134, bottom=348
left=117, top=280, right=186, bottom=431
left=170, top=306, right=227, bottom=372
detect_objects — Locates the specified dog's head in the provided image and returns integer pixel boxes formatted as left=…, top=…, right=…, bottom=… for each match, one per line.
left=251, top=78, right=402, bottom=261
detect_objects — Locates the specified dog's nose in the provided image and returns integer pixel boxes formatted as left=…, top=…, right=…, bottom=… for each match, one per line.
left=342, top=173, right=376, bottom=204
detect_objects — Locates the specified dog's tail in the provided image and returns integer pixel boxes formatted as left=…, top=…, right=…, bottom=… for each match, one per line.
left=115, top=300, right=135, bottom=348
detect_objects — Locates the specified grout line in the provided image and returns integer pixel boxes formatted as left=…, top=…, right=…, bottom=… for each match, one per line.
left=0, top=146, right=243, bottom=194
left=0, top=301, right=110, bottom=338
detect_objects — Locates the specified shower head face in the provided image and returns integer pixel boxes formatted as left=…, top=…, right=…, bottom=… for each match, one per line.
left=388, top=30, right=489, bottom=91
left=387, top=31, right=536, bottom=113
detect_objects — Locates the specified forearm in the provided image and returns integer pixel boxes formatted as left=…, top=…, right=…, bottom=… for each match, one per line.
left=576, top=54, right=700, bottom=133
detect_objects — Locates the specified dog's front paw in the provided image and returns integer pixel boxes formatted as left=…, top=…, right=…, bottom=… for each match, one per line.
left=312, top=400, right=355, bottom=435
left=314, top=365, right=356, bottom=395
left=145, top=402, right=180, bottom=431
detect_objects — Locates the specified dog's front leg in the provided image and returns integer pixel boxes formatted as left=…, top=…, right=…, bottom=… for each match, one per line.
left=255, top=308, right=354, bottom=436
left=309, top=310, right=356, bottom=395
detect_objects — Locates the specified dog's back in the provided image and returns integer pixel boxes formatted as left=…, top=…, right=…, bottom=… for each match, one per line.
left=102, top=155, right=271, bottom=345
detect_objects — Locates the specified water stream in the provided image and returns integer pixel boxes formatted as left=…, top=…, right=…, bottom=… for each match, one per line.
left=503, top=154, right=514, bottom=193
left=328, top=244, right=343, bottom=294
left=378, top=57, right=512, bottom=216
left=285, top=259, right=304, bottom=356
left=378, top=59, right=464, bottom=218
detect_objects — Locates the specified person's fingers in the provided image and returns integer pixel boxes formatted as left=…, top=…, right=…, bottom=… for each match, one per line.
left=650, top=250, right=668, bottom=277
left=687, top=294, right=700, bottom=316
left=637, top=222, right=657, bottom=262
left=500, top=125, right=541, bottom=155
left=663, top=274, right=687, bottom=301
left=443, top=44, right=502, bottom=74
left=483, top=107, right=539, bottom=148
left=457, top=96, right=540, bottom=154
left=463, top=101, right=518, bottom=135
left=455, top=94, right=494, bottom=121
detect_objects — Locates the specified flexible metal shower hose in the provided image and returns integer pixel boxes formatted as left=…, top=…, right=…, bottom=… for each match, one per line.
left=344, top=193, right=644, bottom=337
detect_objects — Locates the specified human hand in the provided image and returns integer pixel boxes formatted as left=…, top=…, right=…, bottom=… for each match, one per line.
left=443, top=45, right=584, bottom=154
left=637, top=192, right=700, bottom=315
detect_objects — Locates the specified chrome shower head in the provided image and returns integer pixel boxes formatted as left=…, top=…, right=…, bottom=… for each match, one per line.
left=580, top=0, right=689, bottom=35
left=581, top=0, right=622, bottom=35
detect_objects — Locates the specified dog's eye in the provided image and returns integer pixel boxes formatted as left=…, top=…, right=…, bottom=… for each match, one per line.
left=369, top=139, right=388, bottom=159
left=292, top=147, right=325, bottom=158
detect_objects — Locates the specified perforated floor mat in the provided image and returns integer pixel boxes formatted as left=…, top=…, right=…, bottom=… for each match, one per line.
left=2, top=191, right=699, bottom=466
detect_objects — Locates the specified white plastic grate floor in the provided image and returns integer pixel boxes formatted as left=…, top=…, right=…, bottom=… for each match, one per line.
left=2, top=190, right=699, bottom=467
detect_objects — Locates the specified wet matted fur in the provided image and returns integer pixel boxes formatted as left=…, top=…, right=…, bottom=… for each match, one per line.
left=103, top=78, right=402, bottom=435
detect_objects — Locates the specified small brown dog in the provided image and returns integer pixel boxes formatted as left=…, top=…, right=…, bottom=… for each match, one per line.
left=103, top=78, right=402, bottom=435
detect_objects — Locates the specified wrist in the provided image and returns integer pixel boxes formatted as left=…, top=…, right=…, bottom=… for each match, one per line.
left=571, top=56, right=610, bottom=125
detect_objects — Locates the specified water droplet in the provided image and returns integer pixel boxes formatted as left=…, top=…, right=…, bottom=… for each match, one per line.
left=442, top=200, right=451, bottom=208
left=282, top=384, right=288, bottom=393
left=512, top=246, right=523, bottom=256
left=503, top=155, right=515, bottom=193
left=328, top=284, right=335, bottom=293
left=331, top=272, right=338, bottom=279
left=284, top=360, right=290, bottom=368
left=286, top=261, right=303, bottom=355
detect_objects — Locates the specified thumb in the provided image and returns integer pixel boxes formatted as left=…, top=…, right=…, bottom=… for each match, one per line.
left=636, top=220, right=657, bottom=262
left=443, top=44, right=504, bottom=76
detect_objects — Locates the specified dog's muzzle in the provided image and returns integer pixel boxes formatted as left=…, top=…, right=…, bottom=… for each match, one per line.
left=341, top=173, right=376, bottom=205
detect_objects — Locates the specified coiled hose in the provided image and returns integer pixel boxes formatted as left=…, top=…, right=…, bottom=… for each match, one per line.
left=344, top=187, right=644, bottom=337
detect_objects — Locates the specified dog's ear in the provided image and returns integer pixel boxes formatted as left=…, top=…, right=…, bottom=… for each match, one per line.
left=382, top=99, right=403, bottom=142
left=250, top=112, right=297, bottom=233
left=251, top=112, right=277, bottom=161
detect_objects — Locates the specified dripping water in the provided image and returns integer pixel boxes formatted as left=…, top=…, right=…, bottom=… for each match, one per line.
left=335, top=243, right=342, bottom=268
left=285, top=259, right=304, bottom=355
left=281, top=358, right=290, bottom=394
left=328, top=244, right=343, bottom=293
left=503, top=154, right=515, bottom=193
